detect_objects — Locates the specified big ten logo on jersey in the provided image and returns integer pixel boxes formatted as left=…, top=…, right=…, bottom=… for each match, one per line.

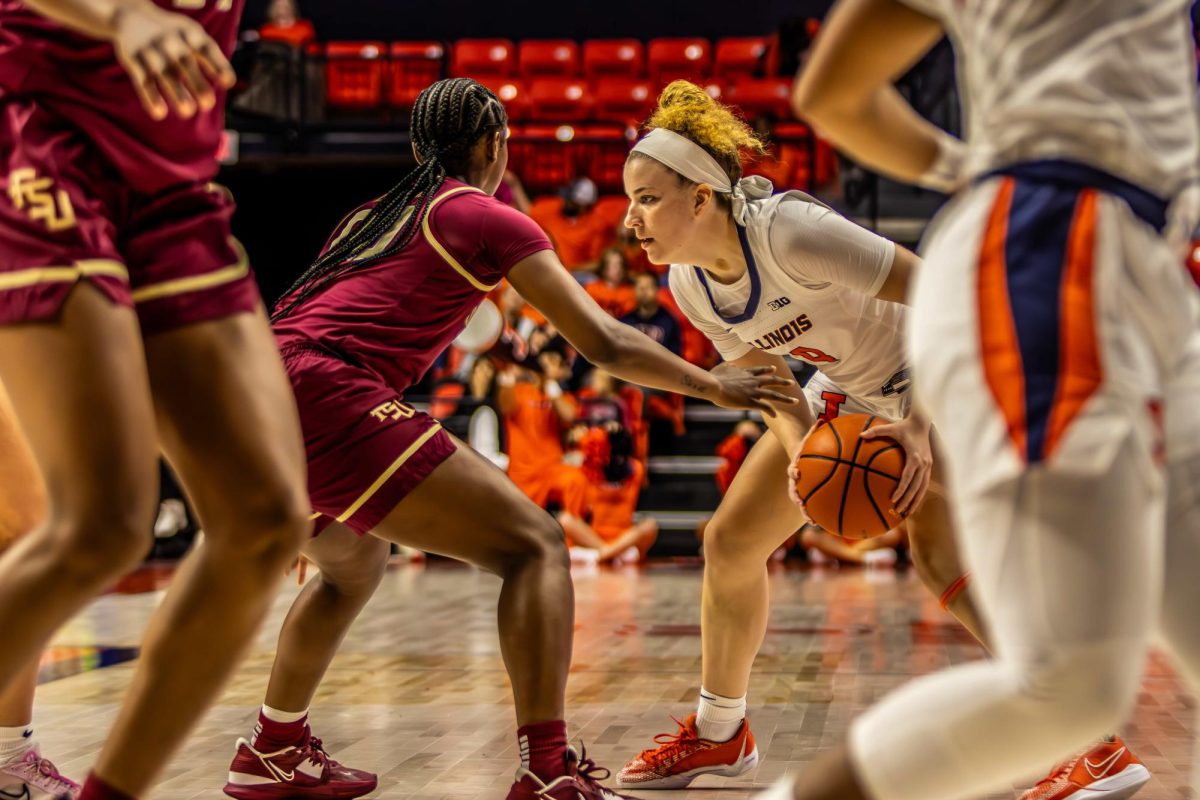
left=171, top=0, right=234, bottom=9
left=767, top=296, right=792, bottom=311
left=369, top=399, right=416, bottom=423
left=7, top=169, right=75, bottom=232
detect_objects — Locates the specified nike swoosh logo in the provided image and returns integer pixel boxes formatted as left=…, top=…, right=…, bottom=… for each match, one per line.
left=1084, top=747, right=1126, bottom=780
left=258, top=757, right=295, bottom=782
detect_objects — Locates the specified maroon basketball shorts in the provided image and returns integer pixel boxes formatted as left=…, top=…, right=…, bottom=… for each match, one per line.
left=282, top=344, right=457, bottom=535
left=0, top=97, right=260, bottom=334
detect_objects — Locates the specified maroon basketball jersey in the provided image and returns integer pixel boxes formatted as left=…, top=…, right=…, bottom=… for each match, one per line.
left=0, top=0, right=244, bottom=194
left=274, top=180, right=552, bottom=392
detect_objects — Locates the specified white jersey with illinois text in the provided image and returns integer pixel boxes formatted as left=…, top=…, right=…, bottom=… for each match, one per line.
left=668, top=191, right=909, bottom=413
left=898, top=0, right=1200, bottom=199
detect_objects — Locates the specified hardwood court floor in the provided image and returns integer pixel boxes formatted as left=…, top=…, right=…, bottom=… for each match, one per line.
left=31, top=560, right=1195, bottom=799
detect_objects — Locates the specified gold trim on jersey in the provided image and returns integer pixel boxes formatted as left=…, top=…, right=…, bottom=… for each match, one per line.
left=326, top=208, right=372, bottom=253
left=420, top=186, right=499, bottom=293
left=131, top=238, right=250, bottom=303
left=0, top=259, right=128, bottom=292
left=335, top=422, right=444, bottom=523
left=353, top=208, right=415, bottom=263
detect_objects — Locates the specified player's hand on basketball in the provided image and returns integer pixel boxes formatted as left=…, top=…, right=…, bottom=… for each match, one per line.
left=861, top=414, right=932, bottom=517
left=109, top=0, right=237, bottom=121
left=709, top=363, right=797, bottom=417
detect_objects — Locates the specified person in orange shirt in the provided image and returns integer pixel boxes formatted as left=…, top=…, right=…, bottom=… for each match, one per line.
left=497, top=346, right=588, bottom=518
left=529, top=178, right=614, bottom=273
left=585, top=250, right=637, bottom=318
left=559, top=425, right=657, bottom=564
left=259, top=0, right=315, bottom=48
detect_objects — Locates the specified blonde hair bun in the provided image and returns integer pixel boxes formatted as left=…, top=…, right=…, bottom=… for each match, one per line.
left=646, top=80, right=767, bottom=176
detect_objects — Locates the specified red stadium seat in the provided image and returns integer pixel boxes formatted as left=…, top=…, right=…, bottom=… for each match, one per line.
left=518, top=39, right=580, bottom=77
left=592, top=78, right=655, bottom=124
left=387, top=41, right=446, bottom=109
left=714, top=37, right=769, bottom=79
left=507, top=124, right=580, bottom=193
left=478, top=77, right=531, bottom=121
left=324, top=41, right=387, bottom=110
left=647, top=38, right=712, bottom=86
left=578, top=125, right=633, bottom=193
left=772, top=122, right=837, bottom=189
left=451, top=38, right=516, bottom=79
left=727, top=78, right=793, bottom=119
left=527, top=78, right=592, bottom=121
left=583, top=39, right=645, bottom=78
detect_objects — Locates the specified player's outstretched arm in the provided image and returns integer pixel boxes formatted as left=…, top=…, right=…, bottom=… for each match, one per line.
left=23, top=0, right=236, bottom=121
left=508, top=249, right=798, bottom=416
left=792, top=0, right=957, bottom=191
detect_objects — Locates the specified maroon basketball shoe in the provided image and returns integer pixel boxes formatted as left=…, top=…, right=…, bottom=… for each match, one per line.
left=506, top=744, right=641, bottom=799
left=223, top=728, right=377, bottom=799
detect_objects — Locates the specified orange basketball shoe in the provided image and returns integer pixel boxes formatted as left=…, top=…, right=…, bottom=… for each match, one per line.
left=616, top=714, right=758, bottom=790
left=1018, top=737, right=1149, bottom=800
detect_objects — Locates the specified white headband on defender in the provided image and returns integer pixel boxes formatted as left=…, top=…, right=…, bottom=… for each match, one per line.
left=630, top=127, right=774, bottom=224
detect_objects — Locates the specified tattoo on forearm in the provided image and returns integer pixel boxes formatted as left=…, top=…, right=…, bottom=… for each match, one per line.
left=682, top=374, right=707, bottom=394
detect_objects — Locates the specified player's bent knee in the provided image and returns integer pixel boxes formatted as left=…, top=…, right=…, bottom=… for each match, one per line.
left=214, top=492, right=311, bottom=567
left=45, top=504, right=155, bottom=582
left=319, top=538, right=391, bottom=597
left=492, top=512, right=570, bottom=576
left=704, top=520, right=769, bottom=570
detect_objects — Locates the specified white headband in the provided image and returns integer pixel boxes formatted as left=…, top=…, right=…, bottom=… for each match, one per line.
left=630, top=128, right=774, bottom=224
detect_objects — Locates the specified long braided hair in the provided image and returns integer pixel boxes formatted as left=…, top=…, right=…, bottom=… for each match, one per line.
left=272, top=78, right=507, bottom=321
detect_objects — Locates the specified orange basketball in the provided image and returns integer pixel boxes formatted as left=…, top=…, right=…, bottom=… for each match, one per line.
left=792, top=414, right=905, bottom=539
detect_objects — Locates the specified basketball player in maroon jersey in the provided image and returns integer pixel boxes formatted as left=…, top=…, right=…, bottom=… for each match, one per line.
left=0, top=1, right=312, bottom=799
left=218, top=78, right=796, bottom=800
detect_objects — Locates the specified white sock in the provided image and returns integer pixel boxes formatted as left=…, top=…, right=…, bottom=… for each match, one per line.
left=261, top=705, right=308, bottom=724
left=252, top=705, right=309, bottom=749
left=696, top=688, right=746, bottom=742
left=0, top=725, right=33, bottom=762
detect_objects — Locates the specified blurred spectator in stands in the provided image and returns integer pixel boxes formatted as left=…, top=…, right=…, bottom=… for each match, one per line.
left=259, top=0, right=315, bottom=48
left=559, top=424, right=657, bottom=565
left=467, top=356, right=511, bottom=469
left=576, top=368, right=633, bottom=429
left=622, top=271, right=685, bottom=443
left=800, top=523, right=905, bottom=567
left=495, top=170, right=532, bottom=215
left=586, top=249, right=637, bottom=318
left=497, top=345, right=588, bottom=518
left=530, top=177, right=614, bottom=274
left=621, top=272, right=681, bottom=355
left=714, top=419, right=763, bottom=496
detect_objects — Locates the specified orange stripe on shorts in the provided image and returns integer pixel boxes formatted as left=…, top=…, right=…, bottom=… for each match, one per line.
left=977, top=178, right=1027, bottom=461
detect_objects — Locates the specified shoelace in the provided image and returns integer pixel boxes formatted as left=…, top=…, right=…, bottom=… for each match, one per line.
left=639, top=717, right=698, bottom=765
left=571, top=743, right=612, bottom=786
left=296, top=736, right=332, bottom=772
left=16, top=754, right=76, bottom=794
left=1026, top=756, right=1076, bottom=799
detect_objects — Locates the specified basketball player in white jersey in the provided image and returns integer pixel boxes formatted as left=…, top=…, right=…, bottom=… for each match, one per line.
left=750, top=2, right=1200, bottom=800
left=615, top=81, right=993, bottom=790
